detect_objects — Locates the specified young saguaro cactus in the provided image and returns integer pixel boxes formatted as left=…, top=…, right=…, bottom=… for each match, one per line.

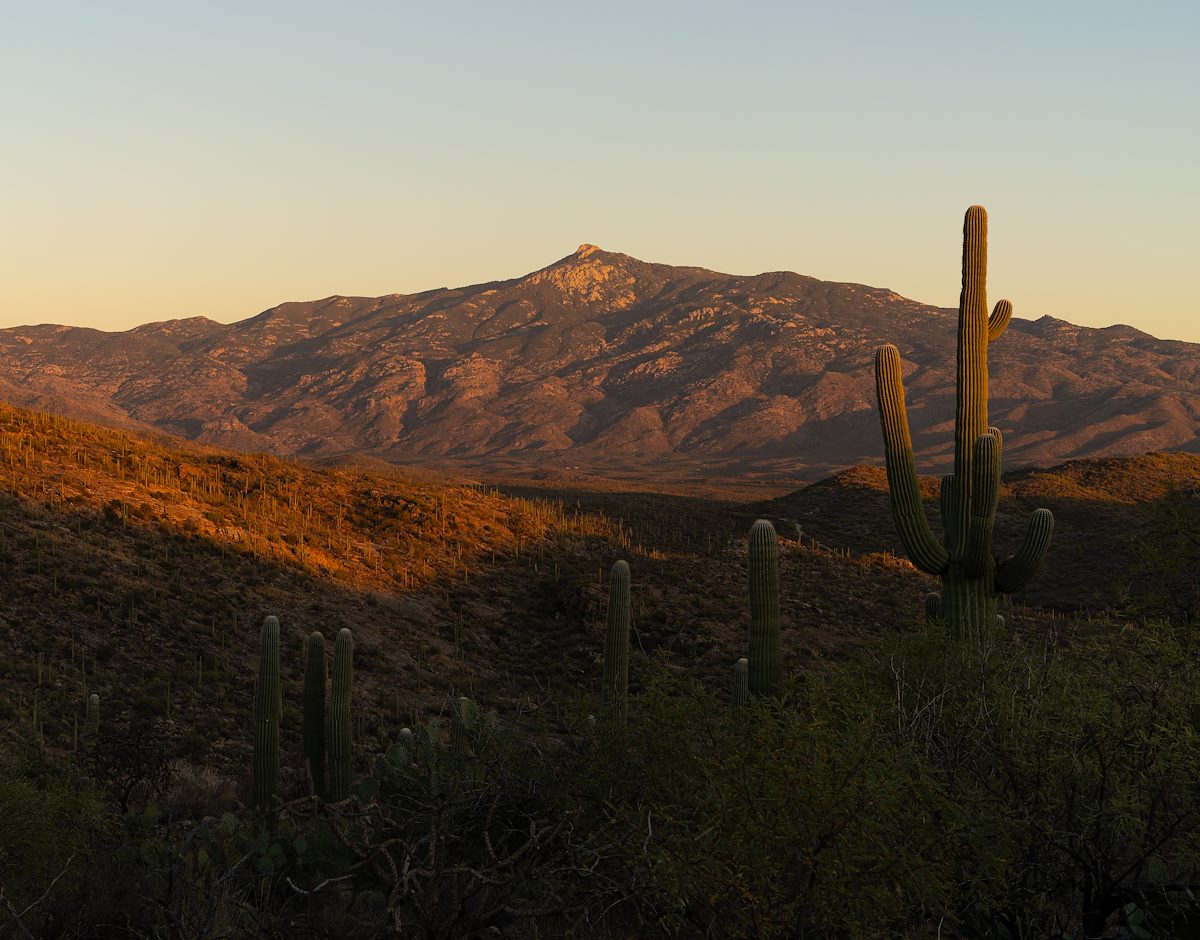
left=602, top=560, right=631, bottom=729
left=732, top=657, right=749, bottom=709
left=302, top=631, right=326, bottom=798
left=875, top=206, right=1054, bottom=639
left=253, top=615, right=282, bottom=811
left=329, top=628, right=354, bottom=801
left=451, top=696, right=477, bottom=755
left=748, top=520, right=782, bottom=696
left=84, top=693, right=100, bottom=752
left=924, top=593, right=943, bottom=626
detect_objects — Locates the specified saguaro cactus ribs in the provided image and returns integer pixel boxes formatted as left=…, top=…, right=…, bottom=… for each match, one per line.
left=874, top=206, right=1054, bottom=639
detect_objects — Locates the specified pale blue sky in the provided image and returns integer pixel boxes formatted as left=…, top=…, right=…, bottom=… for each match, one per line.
left=2, top=2, right=1197, bottom=339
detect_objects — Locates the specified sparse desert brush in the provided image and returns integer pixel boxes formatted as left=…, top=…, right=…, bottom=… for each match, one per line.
left=162, top=760, right=238, bottom=820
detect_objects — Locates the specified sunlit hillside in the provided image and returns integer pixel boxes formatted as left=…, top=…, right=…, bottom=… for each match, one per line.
left=0, top=403, right=943, bottom=779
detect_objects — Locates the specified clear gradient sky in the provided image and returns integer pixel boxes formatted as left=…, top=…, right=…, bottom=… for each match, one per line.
left=2, top=2, right=1197, bottom=339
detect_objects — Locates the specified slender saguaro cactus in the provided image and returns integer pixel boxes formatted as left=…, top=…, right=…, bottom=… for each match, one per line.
left=329, top=627, right=354, bottom=801
left=397, top=727, right=414, bottom=765
left=302, top=631, right=326, bottom=798
left=732, top=658, right=750, bottom=709
left=924, top=593, right=943, bottom=626
left=451, top=696, right=477, bottom=755
left=874, top=206, right=1054, bottom=639
left=253, top=615, right=281, bottom=811
left=84, top=693, right=100, bottom=752
left=748, top=520, right=782, bottom=696
left=602, top=560, right=631, bottom=729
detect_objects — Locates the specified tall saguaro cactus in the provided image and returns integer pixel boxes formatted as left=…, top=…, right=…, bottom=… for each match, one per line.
left=748, top=520, right=782, bottom=696
left=253, top=615, right=281, bottom=811
left=602, top=560, right=631, bottom=729
left=875, top=206, right=1054, bottom=639
left=302, top=631, right=326, bottom=797
left=329, top=628, right=354, bottom=801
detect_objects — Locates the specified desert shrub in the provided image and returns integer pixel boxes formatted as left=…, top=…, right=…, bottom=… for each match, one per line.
left=86, top=720, right=174, bottom=813
left=265, top=709, right=595, bottom=938
left=566, top=667, right=959, bottom=937
left=162, top=761, right=238, bottom=820
left=1125, top=484, right=1200, bottom=623
left=859, top=622, right=1200, bottom=938
left=569, top=625, right=1200, bottom=938
left=0, top=741, right=107, bottom=936
left=8, top=621, right=1200, bottom=938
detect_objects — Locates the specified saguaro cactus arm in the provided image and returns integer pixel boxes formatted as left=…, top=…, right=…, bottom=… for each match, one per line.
left=875, top=345, right=950, bottom=575
left=962, top=433, right=1000, bottom=578
left=988, top=299, right=1013, bottom=342
left=995, top=508, right=1055, bottom=594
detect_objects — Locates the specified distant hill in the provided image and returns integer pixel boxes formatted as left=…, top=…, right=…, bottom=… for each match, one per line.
left=2, top=245, right=1199, bottom=482
left=755, top=452, right=1200, bottom=613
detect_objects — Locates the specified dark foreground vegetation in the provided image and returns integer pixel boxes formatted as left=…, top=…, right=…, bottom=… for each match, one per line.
left=6, top=620, right=1200, bottom=937
left=3, top=400, right=1200, bottom=937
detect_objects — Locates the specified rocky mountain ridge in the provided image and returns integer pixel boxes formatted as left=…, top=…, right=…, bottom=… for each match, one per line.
left=3, top=245, right=1198, bottom=482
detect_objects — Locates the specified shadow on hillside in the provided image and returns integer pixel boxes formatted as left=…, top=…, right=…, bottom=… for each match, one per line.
left=0, top=491, right=635, bottom=775
left=0, top=475, right=986, bottom=781
left=491, top=482, right=745, bottom=554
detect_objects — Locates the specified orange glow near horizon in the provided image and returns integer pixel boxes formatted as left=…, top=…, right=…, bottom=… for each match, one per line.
left=1, top=4, right=1196, bottom=341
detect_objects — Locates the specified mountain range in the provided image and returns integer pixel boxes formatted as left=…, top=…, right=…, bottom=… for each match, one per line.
left=3, top=244, right=1199, bottom=482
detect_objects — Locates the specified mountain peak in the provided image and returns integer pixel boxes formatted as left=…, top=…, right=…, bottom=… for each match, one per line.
left=520, top=243, right=639, bottom=308
left=1, top=246, right=1197, bottom=484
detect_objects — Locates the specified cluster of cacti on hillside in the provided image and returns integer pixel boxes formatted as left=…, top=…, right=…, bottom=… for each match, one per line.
left=239, top=206, right=1058, bottom=809
left=252, top=616, right=354, bottom=810
left=249, top=614, right=498, bottom=811
left=875, top=206, right=1053, bottom=639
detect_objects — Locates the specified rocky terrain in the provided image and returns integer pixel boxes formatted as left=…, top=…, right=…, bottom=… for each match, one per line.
left=4, top=245, right=1199, bottom=483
